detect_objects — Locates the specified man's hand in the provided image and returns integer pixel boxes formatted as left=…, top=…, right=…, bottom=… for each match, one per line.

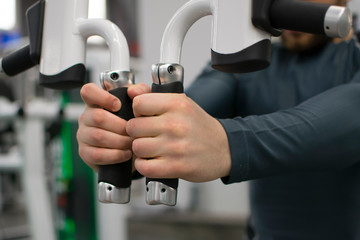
left=76, top=83, right=150, bottom=171
left=127, top=93, right=231, bottom=182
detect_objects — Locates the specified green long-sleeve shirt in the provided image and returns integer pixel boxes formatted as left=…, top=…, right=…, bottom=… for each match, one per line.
left=186, top=38, right=360, bottom=239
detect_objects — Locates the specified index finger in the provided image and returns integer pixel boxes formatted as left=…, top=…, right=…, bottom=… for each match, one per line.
left=132, top=93, right=186, bottom=117
left=80, top=83, right=121, bottom=112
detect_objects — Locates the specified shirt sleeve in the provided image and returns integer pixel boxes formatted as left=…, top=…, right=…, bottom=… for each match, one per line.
left=220, top=77, right=360, bottom=184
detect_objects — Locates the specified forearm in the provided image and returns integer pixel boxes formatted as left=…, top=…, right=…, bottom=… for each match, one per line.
left=220, top=83, right=360, bottom=183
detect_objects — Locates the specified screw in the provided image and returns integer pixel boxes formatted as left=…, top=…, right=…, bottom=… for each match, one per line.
left=110, top=72, right=119, bottom=80
left=167, top=65, right=176, bottom=74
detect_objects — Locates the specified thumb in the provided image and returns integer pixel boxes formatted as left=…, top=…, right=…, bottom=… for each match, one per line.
left=80, top=83, right=121, bottom=112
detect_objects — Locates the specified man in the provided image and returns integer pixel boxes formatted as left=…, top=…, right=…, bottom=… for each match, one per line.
left=77, top=0, right=360, bottom=238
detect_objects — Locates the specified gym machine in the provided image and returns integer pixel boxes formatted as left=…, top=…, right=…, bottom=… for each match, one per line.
left=148, top=0, right=352, bottom=206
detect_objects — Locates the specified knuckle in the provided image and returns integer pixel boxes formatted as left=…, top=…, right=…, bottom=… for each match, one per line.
left=91, top=109, right=106, bottom=126
left=126, top=119, right=136, bottom=136
left=89, top=128, right=106, bottom=144
left=174, top=140, right=187, bottom=154
left=78, top=145, right=101, bottom=164
left=175, top=96, right=192, bottom=112
left=88, top=149, right=104, bottom=165
left=139, top=83, right=150, bottom=92
left=168, top=121, right=188, bottom=137
left=76, top=127, right=87, bottom=143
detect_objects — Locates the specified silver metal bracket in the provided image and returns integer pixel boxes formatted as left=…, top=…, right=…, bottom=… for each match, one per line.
left=146, top=181, right=177, bottom=206
left=98, top=182, right=130, bottom=204
left=100, top=70, right=134, bottom=91
left=151, top=63, right=184, bottom=85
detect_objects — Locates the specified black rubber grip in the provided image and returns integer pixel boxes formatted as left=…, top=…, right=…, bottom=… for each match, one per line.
left=270, top=0, right=329, bottom=35
left=146, top=81, right=184, bottom=190
left=2, top=45, right=37, bottom=76
left=98, top=87, right=134, bottom=188
left=151, top=81, right=184, bottom=94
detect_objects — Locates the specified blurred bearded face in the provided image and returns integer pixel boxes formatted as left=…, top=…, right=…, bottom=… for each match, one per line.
left=280, top=0, right=348, bottom=53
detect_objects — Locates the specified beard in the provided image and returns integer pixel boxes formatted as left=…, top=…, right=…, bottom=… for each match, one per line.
left=280, top=30, right=332, bottom=54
